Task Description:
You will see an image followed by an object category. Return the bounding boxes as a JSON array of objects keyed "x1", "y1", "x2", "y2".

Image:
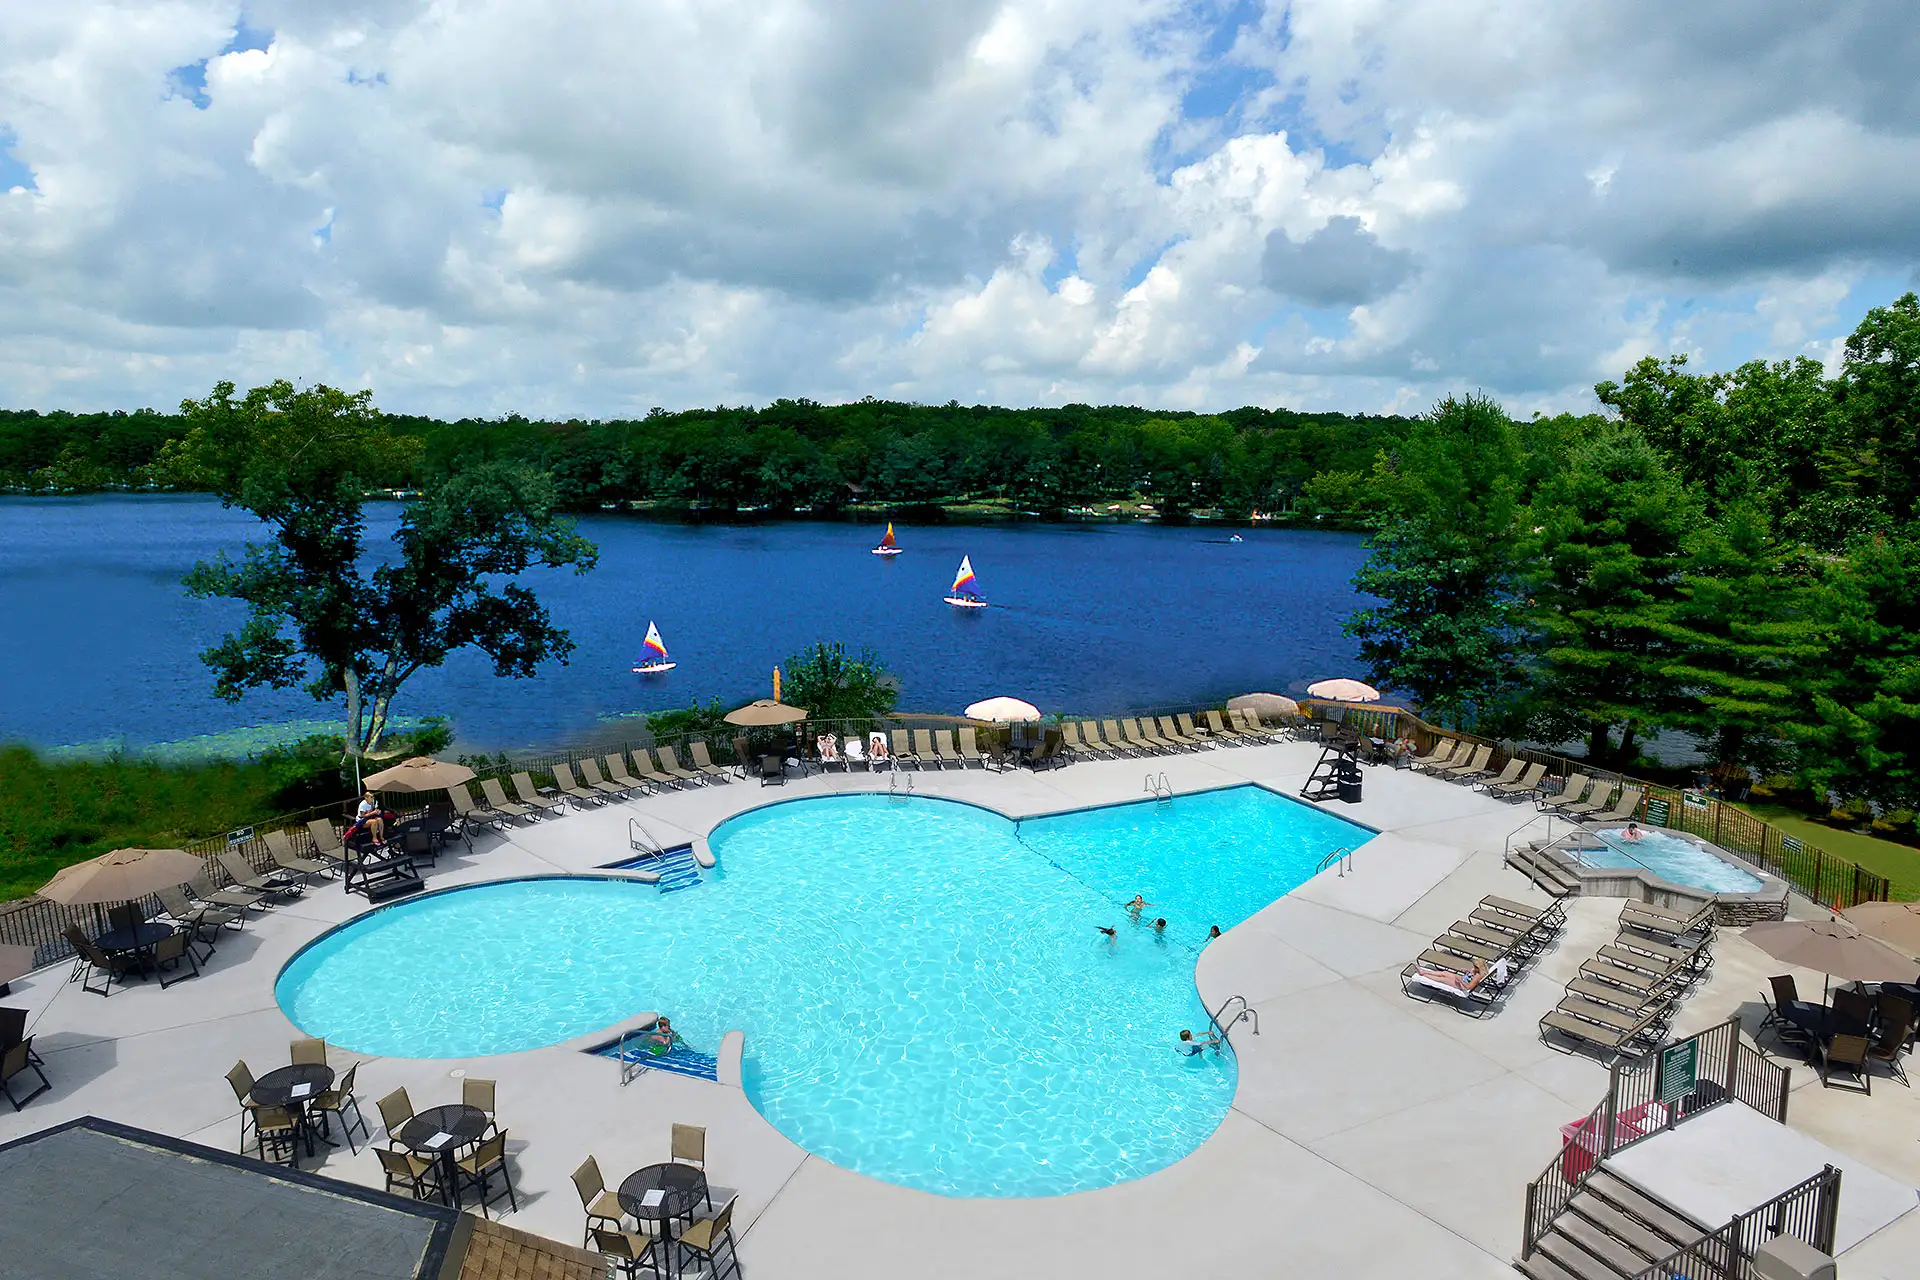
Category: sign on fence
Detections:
[
  {"x1": 1658, "y1": 1039, "x2": 1699, "y2": 1104},
  {"x1": 1782, "y1": 834, "x2": 1803, "y2": 855},
  {"x1": 226, "y1": 826, "x2": 253, "y2": 847},
  {"x1": 1644, "y1": 797, "x2": 1672, "y2": 827},
  {"x1": 1681, "y1": 791, "x2": 1710, "y2": 811}
]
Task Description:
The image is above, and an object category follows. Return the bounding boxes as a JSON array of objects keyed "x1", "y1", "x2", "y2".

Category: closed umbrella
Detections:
[
  {"x1": 38, "y1": 848, "x2": 208, "y2": 908},
  {"x1": 964, "y1": 696, "x2": 1041, "y2": 722},
  {"x1": 1842, "y1": 901, "x2": 1920, "y2": 959},
  {"x1": 1743, "y1": 918, "x2": 1919, "y2": 998},
  {"x1": 361, "y1": 756, "x2": 477, "y2": 793},
  {"x1": 1306, "y1": 678, "x2": 1381, "y2": 703},
  {"x1": 724, "y1": 699, "x2": 809, "y2": 727},
  {"x1": 1228, "y1": 692, "x2": 1300, "y2": 718}
]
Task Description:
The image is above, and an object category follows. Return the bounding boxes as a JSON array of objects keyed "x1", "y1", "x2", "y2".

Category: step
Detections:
[
  {"x1": 1533, "y1": 1233, "x2": 1632, "y2": 1280},
  {"x1": 1566, "y1": 1193, "x2": 1678, "y2": 1264},
  {"x1": 1514, "y1": 1249, "x2": 1592, "y2": 1280},
  {"x1": 1582, "y1": 1170, "x2": 1709, "y2": 1248},
  {"x1": 1546, "y1": 1209, "x2": 1652, "y2": 1277}
]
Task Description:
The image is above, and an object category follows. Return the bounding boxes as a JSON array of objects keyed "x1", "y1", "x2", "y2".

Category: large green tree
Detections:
[
  {"x1": 1798, "y1": 534, "x2": 1920, "y2": 808},
  {"x1": 162, "y1": 379, "x2": 598, "y2": 763},
  {"x1": 776, "y1": 642, "x2": 900, "y2": 722},
  {"x1": 1344, "y1": 394, "x2": 1533, "y2": 730},
  {"x1": 1837, "y1": 291, "x2": 1920, "y2": 526}
]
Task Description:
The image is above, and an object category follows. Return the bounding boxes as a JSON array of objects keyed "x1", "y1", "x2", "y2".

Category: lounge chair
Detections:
[
  {"x1": 689, "y1": 741, "x2": 734, "y2": 783},
  {"x1": 891, "y1": 729, "x2": 921, "y2": 768},
  {"x1": 1602, "y1": 935, "x2": 1711, "y2": 985},
  {"x1": 1619, "y1": 900, "x2": 1714, "y2": 946},
  {"x1": 843, "y1": 734, "x2": 868, "y2": 769},
  {"x1": 1, "y1": 1037, "x2": 50, "y2": 1110},
  {"x1": 303, "y1": 820, "x2": 352, "y2": 874},
  {"x1": 551, "y1": 762, "x2": 605, "y2": 807},
  {"x1": 1125, "y1": 718, "x2": 1172, "y2": 752},
  {"x1": 1433, "y1": 743, "x2": 1492, "y2": 778},
  {"x1": 1558, "y1": 781, "x2": 1618, "y2": 819},
  {"x1": 512, "y1": 772, "x2": 567, "y2": 816},
  {"x1": 576, "y1": 757, "x2": 632, "y2": 798},
  {"x1": 1585, "y1": 787, "x2": 1646, "y2": 825},
  {"x1": 263, "y1": 829, "x2": 335, "y2": 884},
  {"x1": 1177, "y1": 713, "x2": 1214, "y2": 746},
  {"x1": 1539, "y1": 998, "x2": 1668, "y2": 1064},
  {"x1": 1473, "y1": 758, "x2": 1526, "y2": 792},
  {"x1": 480, "y1": 777, "x2": 537, "y2": 821},
  {"x1": 656, "y1": 747, "x2": 706, "y2": 787},
  {"x1": 1408, "y1": 738, "x2": 1458, "y2": 770},
  {"x1": 1097, "y1": 720, "x2": 1138, "y2": 756},
  {"x1": 815, "y1": 733, "x2": 845, "y2": 771},
  {"x1": 957, "y1": 726, "x2": 992, "y2": 767},
  {"x1": 865, "y1": 732, "x2": 894, "y2": 771},
  {"x1": 449, "y1": 782, "x2": 506, "y2": 831},
  {"x1": 1158, "y1": 716, "x2": 1205, "y2": 750},
  {"x1": 630, "y1": 750, "x2": 679, "y2": 790},
  {"x1": 1486, "y1": 761, "x2": 1547, "y2": 799},
  {"x1": 1482, "y1": 894, "x2": 1567, "y2": 933},
  {"x1": 910, "y1": 729, "x2": 946, "y2": 769},
  {"x1": 1538, "y1": 773, "x2": 1592, "y2": 811},
  {"x1": 758, "y1": 754, "x2": 786, "y2": 786},
  {"x1": 931, "y1": 730, "x2": 964, "y2": 768},
  {"x1": 217, "y1": 851, "x2": 296, "y2": 900},
  {"x1": 1233, "y1": 708, "x2": 1283, "y2": 742},
  {"x1": 1075, "y1": 722, "x2": 1119, "y2": 758},
  {"x1": 1400, "y1": 955, "x2": 1511, "y2": 1015},
  {"x1": 156, "y1": 885, "x2": 241, "y2": 948},
  {"x1": 1057, "y1": 722, "x2": 1086, "y2": 760},
  {"x1": 1203, "y1": 709, "x2": 1249, "y2": 743},
  {"x1": 596, "y1": 755, "x2": 646, "y2": 795}
]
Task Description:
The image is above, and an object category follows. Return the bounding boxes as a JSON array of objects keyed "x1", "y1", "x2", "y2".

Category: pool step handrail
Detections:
[
  {"x1": 1143, "y1": 773, "x2": 1172, "y2": 802},
  {"x1": 888, "y1": 770, "x2": 915, "y2": 798},
  {"x1": 1502, "y1": 810, "x2": 1566, "y2": 861},
  {"x1": 628, "y1": 817, "x2": 665, "y2": 859},
  {"x1": 1207, "y1": 993, "x2": 1260, "y2": 1044},
  {"x1": 1314, "y1": 846, "x2": 1354, "y2": 877}
]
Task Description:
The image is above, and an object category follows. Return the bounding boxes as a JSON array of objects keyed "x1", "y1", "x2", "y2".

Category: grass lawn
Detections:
[{"x1": 1740, "y1": 802, "x2": 1920, "y2": 902}]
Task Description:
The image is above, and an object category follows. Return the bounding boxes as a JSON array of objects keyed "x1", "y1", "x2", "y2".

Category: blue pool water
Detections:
[
  {"x1": 276, "y1": 786, "x2": 1371, "y2": 1197},
  {"x1": 1583, "y1": 828, "x2": 1766, "y2": 893}
]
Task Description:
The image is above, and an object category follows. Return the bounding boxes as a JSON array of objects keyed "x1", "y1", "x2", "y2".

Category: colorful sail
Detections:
[
  {"x1": 951, "y1": 556, "x2": 977, "y2": 593},
  {"x1": 642, "y1": 621, "x2": 669, "y2": 659},
  {"x1": 879, "y1": 523, "x2": 898, "y2": 549}
]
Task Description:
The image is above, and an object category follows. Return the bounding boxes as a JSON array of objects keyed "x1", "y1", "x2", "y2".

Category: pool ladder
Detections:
[
  {"x1": 1208, "y1": 994, "x2": 1260, "y2": 1044},
  {"x1": 888, "y1": 770, "x2": 916, "y2": 799},
  {"x1": 1144, "y1": 773, "x2": 1172, "y2": 804},
  {"x1": 1314, "y1": 846, "x2": 1355, "y2": 877}
]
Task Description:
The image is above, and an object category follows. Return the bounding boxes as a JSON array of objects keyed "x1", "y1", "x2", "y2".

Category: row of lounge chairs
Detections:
[
  {"x1": 1538, "y1": 901, "x2": 1715, "y2": 1063},
  {"x1": 1410, "y1": 739, "x2": 1649, "y2": 824},
  {"x1": 1062, "y1": 709, "x2": 1291, "y2": 759},
  {"x1": 449, "y1": 747, "x2": 735, "y2": 828},
  {"x1": 1399, "y1": 895, "x2": 1567, "y2": 1016},
  {"x1": 1536, "y1": 773, "x2": 1646, "y2": 823}
]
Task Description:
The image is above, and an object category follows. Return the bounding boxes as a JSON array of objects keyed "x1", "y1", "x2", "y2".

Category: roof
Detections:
[{"x1": 0, "y1": 1117, "x2": 595, "y2": 1280}]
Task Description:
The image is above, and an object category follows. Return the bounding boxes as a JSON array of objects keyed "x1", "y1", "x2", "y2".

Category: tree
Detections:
[
  {"x1": 1837, "y1": 291, "x2": 1920, "y2": 525},
  {"x1": 1523, "y1": 427, "x2": 1699, "y2": 762},
  {"x1": 1344, "y1": 394, "x2": 1533, "y2": 730},
  {"x1": 1798, "y1": 533, "x2": 1920, "y2": 808},
  {"x1": 162, "y1": 379, "x2": 598, "y2": 764},
  {"x1": 776, "y1": 642, "x2": 899, "y2": 722}
]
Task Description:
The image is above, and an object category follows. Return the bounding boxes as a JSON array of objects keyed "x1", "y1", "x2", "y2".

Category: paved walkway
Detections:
[{"x1": 4, "y1": 742, "x2": 1916, "y2": 1277}]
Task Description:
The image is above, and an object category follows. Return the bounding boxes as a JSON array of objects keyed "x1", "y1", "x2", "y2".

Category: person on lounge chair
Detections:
[
  {"x1": 1414, "y1": 957, "x2": 1508, "y2": 993},
  {"x1": 1179, "y1": 1028, "x2": 1222, "y2": 1055},
  {"x1": 869, "y1": 732, "x2": 890, "y2": 764}
]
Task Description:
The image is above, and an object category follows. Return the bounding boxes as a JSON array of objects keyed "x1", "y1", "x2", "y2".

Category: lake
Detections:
[{"x1": 0, "y1": 495, "x2": 1375, "y2": 755}]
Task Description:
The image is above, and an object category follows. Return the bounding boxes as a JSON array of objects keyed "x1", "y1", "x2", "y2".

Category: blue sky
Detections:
[{"x1": 0, "y1": 1, "x2": 1915, "y2": 418}]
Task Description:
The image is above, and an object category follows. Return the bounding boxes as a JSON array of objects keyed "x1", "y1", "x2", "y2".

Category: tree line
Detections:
[{"x1": 1347, "y1": 293, "x2": 1920, "y2": 817}]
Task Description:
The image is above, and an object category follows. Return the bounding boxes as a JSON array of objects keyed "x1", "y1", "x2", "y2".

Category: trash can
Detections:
[
  {"x1": 1752, "y1": 1236, "x2": 1834, "y2": 1280},
  {"x1": 1336, "y1": 763, "x2": 1363, "y2": 804}
]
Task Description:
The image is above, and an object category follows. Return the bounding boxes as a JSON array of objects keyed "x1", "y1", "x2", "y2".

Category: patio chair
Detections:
[
  {"x1": 376, "y1": 1086, "x2": 415, "y2": 1140},
  {"x1": 1433, "y1": 743, "x2": 1492, "y2": 778},
  {"x1": 759, "y1": 754, "x2": 786, "y2": 786},
  {"x1": 730, "y1": 736, "x2": 756, "y2": 779},
  {"x1": 1585, "y1": 786, "x2": 1645, "y2": 825},
  {"x1": 449, "y1": 782, "x2": 506, "y2": 832},
  {"x1": 1026, "y1": 730, "x2": 1066, "y2": 770},
  {"x1": 463, "y1": 1077, "x2": 498, "y2": 1133},
  {"x1": 576, "y1": 757, "x2": 632, "y2": 799},
  {"x1": 689, "y1": 741, "x2": 733, "y2": 783},
  {"x1": 1877, "y1": 992, "x2": 1914, "y2": 1039},
  {"x1": 891, "y1": 729, "x2": 921, "y2": 768},
  {"x1": 674, "y1": 1197, "x2": 739, "y2": 1279},
  {"x1": 1409, "y1": 738, "x2": 1458, "y2": 770},
  {"x1": 572, "y1": 1156, "x2": 628, "y2": 1247},
  {"x1": 1540, "y1": 773, "x2": 1594, "y2": 812},
  {"x1": 1558, "y1": 781, "x2": 1619, "y2": 819},
  {"x1": 0, "y1": 1008, "x2": 38, "y2": 1062},
  {"x1": 291, "y1": 1036, "x2": 328, "y2": 1066},
  {"x1": 932, "y1": 729, "x2": 964, "y2": 768},
  {"x1": 911, "y1": 729, "x2": 945, "y2": 768},
  {"x1": 1820, "y1": 1034, "x2": 1872, "y2": 1093},
  {"x1": 312, "y1": 1062, "x2": 369, "y2": 1153},
  {"x1": 152, "y1": 930, "x2": 200, "y2": 988},
  {"x1": 2, "y1": 1037, "x2": 50, "y2": 1110},
  {"x1": 264, "y1": 829, "x2": 335, "y2": 884},
  {"x1": 551, "y1": 762, "x2": 605, "y2": 807},
  {"x1": 1866, "y1": 1016, "x2": 1911, "y2": 1087},
  {"x1": 307, "y1": 819, "x2": 350, "y2": 871},
  {"x1": 1203, "y1": 709, "x2": 1249, "y2": 743},
  {"x1": 657, "y1": 746, "x2": 706, "y2": 787},
  {"x1": 1158, "y1": 716, "x2": 1204, "y2": 750},
  {"x1": 63, "y1": 925, "x2": 129, "y2": 997},
  {"x1": 1474, "y1": 759, "x2": 1527, "y2": 792},
  {"x1": 671, "y1": 1122, "x2": 707, "y2": 1171},
  {"x1": 156, "y1": 885, "x2": 242, "y2": 949},
  {"x1": 226, "y1": 1061, "x2": 297, "y2": 1160},
  {"x1": 815, "y1": 733, "x2": 845, "y2": 771},
  {"x1": 1832, "y1": 986, "x2": 1874, "y2": 1029},
  {"x1": 378, "y1": 1145, "x2": 441, "y2": 1201},
  {"x1": 594, "y1": 1228, "x2": 659, "y2": 1278},
  {"x1": 1486, "y1": 761, "x2": 1547, "y2": 799},
  {"x1": 512, "y1": 772, "x2": 567, "y2": 816},
  {"x1": 630, "y1": 749, "x2": 679, "y2": 791},
  {"x1": 455, "y1": 1130, "x2": 516, "y2": 1218},
  {"x1": 217, "y1": 850, "x2": 288, "y2": 899}
]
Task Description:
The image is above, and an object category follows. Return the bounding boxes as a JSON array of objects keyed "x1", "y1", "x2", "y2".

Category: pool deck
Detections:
[{"x1": 5, "y1": 742, "x2": 1918, "y2": 1277}]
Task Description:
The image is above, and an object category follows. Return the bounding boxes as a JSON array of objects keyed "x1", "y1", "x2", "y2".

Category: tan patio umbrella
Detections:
[
  {"x1": 724, "y1": 699, "x2": 809, "y2": 727},
  {"x1": 1843, "y1": 901, "x2": 1920, "y2": 959},
  {"x1": 360, "y1": 755, "x2": 477, "y2": 793},
  {"x1": 38, "y1": 847, "x2": 208, "y2": 908},
  {"x1": 1743, "y1": 918, "x2": 1920, "y2": 997},
  {"x1": 1228, "y1": 692, "x2": 1300, "y2": 718},
  {"x1": 1306, "y1": 678, "x2": 1381, "y2": 703}
]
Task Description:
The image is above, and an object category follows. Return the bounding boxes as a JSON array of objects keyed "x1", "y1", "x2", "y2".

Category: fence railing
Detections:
[
  {"x1": 1338, "y1": 702, "x2": 1892, "y2": 908},
  {"x1": 1628, "y1": 1164, "x2": 1841, "y2": 1280},
  {"x1": 1521, "y1": 1017, "x2": 1791, "y2": 1258}
]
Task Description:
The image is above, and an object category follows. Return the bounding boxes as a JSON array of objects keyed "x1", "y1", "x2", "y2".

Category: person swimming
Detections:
[
  {"x1": 1125, "y1": 894, "x2": 1152, "y2": 918},
  {"x1": 1178, "y1": 1028, "x2": 1221, "y2": 1055},
  {"x1": 640, "y1": 1016, "x2": 681, "y2": 1055},
  {"x1": 1153, "y1": 918, "x2": 1167, "y2": 932},
  {"x1": 1207, "y1": 925, "x2": 1222, "y2": 940},
  {"x1": 1622, "y1": 821, "x2": 1644, "y2": 842},
  {"x1": 1095, "y1": 926, "x2": 1117, "y2": 940}
]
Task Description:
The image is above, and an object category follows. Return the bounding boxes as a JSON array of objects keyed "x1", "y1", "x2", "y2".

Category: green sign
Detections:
[
  {"x1": 1658, "y1": 1040, "x2": 1698, "y2": 1104},
  {"x1": 1682, "y1": 790, "x2": 1710, "y2": 810},
  {"x1": 1645, "y1": 797, "x2": 1671, "y2": 827}
]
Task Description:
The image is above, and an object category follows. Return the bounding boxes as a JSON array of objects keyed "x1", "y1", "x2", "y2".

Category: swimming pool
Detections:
[
  {"x1": 1582, "y1": 828, "x2": 1766, "y2": 894},
  {"x1": 276, "y1": 786, "x2": 1371, "y2": 1197}
]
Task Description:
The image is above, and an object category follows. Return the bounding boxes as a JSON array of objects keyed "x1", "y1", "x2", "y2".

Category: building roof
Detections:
[{"x1": 0, "y1": 1118, "x2": 600, "y2": 1280}]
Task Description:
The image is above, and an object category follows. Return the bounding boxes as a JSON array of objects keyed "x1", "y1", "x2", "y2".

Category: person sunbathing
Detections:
[{"x1": 1413, "y1": 957, "x2": 1508, "y2": 993}]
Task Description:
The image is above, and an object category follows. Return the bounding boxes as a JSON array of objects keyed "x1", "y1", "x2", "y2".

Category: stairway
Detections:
[
  {"x1": 650, "y1": 846, "x2": 703, "y2": 894},
  {"x1": 1518, "y1": 1169, "x2": 1710, "y2": 1280},
  {"x1": 599, "y1": 1039, "x2": 721, "y2": 1082},
  {"x1": 1506, "y1": 842, "x2": 1581, "y2": 898}
]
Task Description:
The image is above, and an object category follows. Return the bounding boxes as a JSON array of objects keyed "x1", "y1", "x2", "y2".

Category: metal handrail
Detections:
[
  {"x1": 627, "y1": 817, "x2": 664, "y2": 859},
  {"x1": 1207, "y1": 993, "x2": 1260, "y2": 1044},
  {"x1": 1143, "y1": 773, "x2": 1171, "y2": 801},
  {"x1": 1314, "y1": 846, "x2": 1354, "y2": 877}
]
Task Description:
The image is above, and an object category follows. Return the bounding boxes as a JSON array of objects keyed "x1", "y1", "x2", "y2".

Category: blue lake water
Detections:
[{"x1": 0, "y1": 494, "x2": 1374, "y2": 753}]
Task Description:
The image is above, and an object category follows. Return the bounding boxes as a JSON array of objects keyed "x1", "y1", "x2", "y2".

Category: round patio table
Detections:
[
  {"x1": 396, "y1": 1104, "x2": 489, "y2": 1206},
  {"x1": 93, "y1": 921, "x2": 174, "y2": 974},
  {"x1": 619, "y1": 1162, "x2": 709, "y2": 1276},
  {"x1": 251, "y1": 1063, "x2": 336, "y2": 1159}
]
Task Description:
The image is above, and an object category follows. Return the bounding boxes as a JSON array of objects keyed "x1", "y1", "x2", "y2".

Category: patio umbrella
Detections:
[
  {"x1": 1306, "y1": 678, "x2": 1381, "y2": 703},
  {"x1": 1228, "y1": 692, "x2": 1300, "y2": 718},
  {"x1": 1743, "y1": 918, "x2": 1920, "y2": 996},
  {"x1": 360, "y1": 756, "x2": 477, "y2": 793},
  {"x1": 964, "y1": 696, "x2": 1041, "y2": 722},
  {"x1": 38, "y1": 848, "x2": 208, "y2": 908},
  {"x1": 1843, "y1": 901, "x2": 1920, "y2": 959},
  {"x1": 724, "y1": 699, "x2": 809, "y2": 727}
]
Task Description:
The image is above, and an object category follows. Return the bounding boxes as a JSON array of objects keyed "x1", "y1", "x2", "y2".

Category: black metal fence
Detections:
[{"x1": 1628, "y1": 1164, "x2": 1841, "y2": 1279}]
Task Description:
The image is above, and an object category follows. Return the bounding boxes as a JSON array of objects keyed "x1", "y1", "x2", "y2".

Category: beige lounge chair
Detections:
[
  {"x1": 513, "y1": 772, "x2": 566, "y2": 816},
  {"x1": 1557, "y1": 781, "x2": 1618, "y2": 818},
  {"x1": 481, "y1": 776, "x2": 537, "y2": 820},
  {"x1": 1176, "y1": 713, "x2": 1214, "y2": 746},
  {"x1": 1474, "y1": 758, "x2": 1526, "y2": 792},
  {"x1": 689, "y1": 741, "x2": 733, "y2": 783},
  {"x1": 551, "y1": 762, "x2": 605, "y2": 806},
  {"x1": 1158, "y1": 716, "x2": 1204, "y2": 750},
  {"x1": 601, "y1": 755, "x2": 651, "y2": 795},
  {"x1": 931, "y1": 729, "x2": 963, "y2": 768},
  {"x1": 958, "y1": 726, "x2": 991, "y2": 766},
  {"x1": 1585, "y1": 786, "x2": 1645, "y2": 825},
  {"x1": 1125, "y1": 718, "x2": 1173, "y2": 752},
  {"x1": 306, "y1": 820, "x2": 349, "y2": 869},
  {"x1": 157, "y1": 884, "x2": 243, "y2": 943},
  {"x1": 1408, "y1": 738, "x2": 1457, "y2": 770},
  {"x1": 1098, "y1": 720, "x2": 1138, "y2": 756},
  {"x1": 912, "y1": 729, "x2": 945, "y2": 768},
  {"x1": 1230, "y1": 708, "x2": 1279, "y2": 741},
  {"x1": 1538, "y1": 773, "x2": 1592, "y2": 811},
  {"x1": 1434, "y1": 743, "x2": 1492, "y2": 777},
  {"x1": 450, "y1": 782, "x2": 506, "y2": 830},
  {"x1": 629, "y1": 749, "x2": 679, "y2": 790},
  {"x1": 263, "y1": 829, "x2": 335, "y2": 883},
  {"x1": 891, "y1": 729, "x2": 921, "y2": 768},
  {"x1": 1081, "y1": 721, "x2": 1124, "y2": 757},
  {"x1": 1203, "y1": 709, "x2": 1248, "y2": 743},
  {"x1": 1619, "y1": 901, "x2": 1715, "y2": 946},
  {"x1": 217, "y1": 851, "x2": 294, "y2": 899},
  {"x1": 1486, "y1": 761, "x2": 1546, "y2": 799},
  {"x1": 1540, "y1": 998, "x2": 1669, "y2": 1063},
  {"x1": 576, "y1": 757, "x2": 631, "y2": 798},
  {"x1": 656, "y1": 746, "x2": 706, "y2": 786},
  {"x1": 1059, "y1": 722, "x2": 1095, "y2": 759}
]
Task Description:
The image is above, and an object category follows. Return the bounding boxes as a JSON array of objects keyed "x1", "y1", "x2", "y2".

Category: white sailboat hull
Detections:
[
  {"x1": 871, "y1": 547, "x2": 903, "y2": 556},
  {"x1": 944, "y1": 595, "x2": 988, "y2": 609},
  {"x1": 632, "y1": 661, "x2": 678, "y2": 674}
]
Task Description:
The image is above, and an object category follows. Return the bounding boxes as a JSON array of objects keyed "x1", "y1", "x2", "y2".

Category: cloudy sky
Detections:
[{"x1": 2, "y1": 2, "x2": 1916, "y2": 418}]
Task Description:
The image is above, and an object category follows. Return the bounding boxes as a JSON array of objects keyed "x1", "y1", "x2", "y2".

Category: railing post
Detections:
[
  {"x1": 1602, "y1": 1062, "x2": 1620, "y2": 1156},
  {"x1": 1817, "y1": 1166, "x2": 1842, "y2": 1256},
  {"x1": 1522, "y1": 1180, "x2": 1538, "y2": 1259},
  {"x1": 1725, "y1": 1018, "x2": 1741, "y2": 1105}
]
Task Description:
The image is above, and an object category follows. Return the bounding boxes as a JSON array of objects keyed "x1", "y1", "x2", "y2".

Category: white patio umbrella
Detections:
[
  {"x1": 964, "y1": 696, "x2": 1041, "y2": 722},
  {"x1": 1228, "y1": 692, "x2": 1300, "y2": 718},
  {"x1": 1306, "y1": 678, "x2": 1382, "y2": 703},
  {"x1": 360, "y1": 756, "x2": 477, "y2": 793}
]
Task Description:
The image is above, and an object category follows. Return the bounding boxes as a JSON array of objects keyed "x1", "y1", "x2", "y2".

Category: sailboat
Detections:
[
  {"x1": 631, "y1": 621, "x2": 677, "y2": 675},
  {"x1": 944, "y1": 555, "x2": 987, "y2": 608},
  {"x1": 871, "y1": 522, "x2": 903, "y2": 557}
]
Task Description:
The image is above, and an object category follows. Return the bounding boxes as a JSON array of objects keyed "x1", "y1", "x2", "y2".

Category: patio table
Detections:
[
  {"x1": 619, "y1": 1162, "x2": 709, "y2": 1278},
  {"x1": 396, "y1": 1103, "x2": 489, "y2": 1206},
  {"x1": 251, "y1": 1062, "x2": 336, "y2": 1159},
  {"x1": 1783, "y1": 1004, "x2": 1869, "y2": 1058},
  {"x1": 93, "y1": 921, "x2": 173, "y2": 975}
]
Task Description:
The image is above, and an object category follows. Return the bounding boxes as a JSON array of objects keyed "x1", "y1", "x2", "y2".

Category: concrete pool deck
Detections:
[{"x1": 4, "y1": 741, "x2": 1917, "y2": 1278}]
